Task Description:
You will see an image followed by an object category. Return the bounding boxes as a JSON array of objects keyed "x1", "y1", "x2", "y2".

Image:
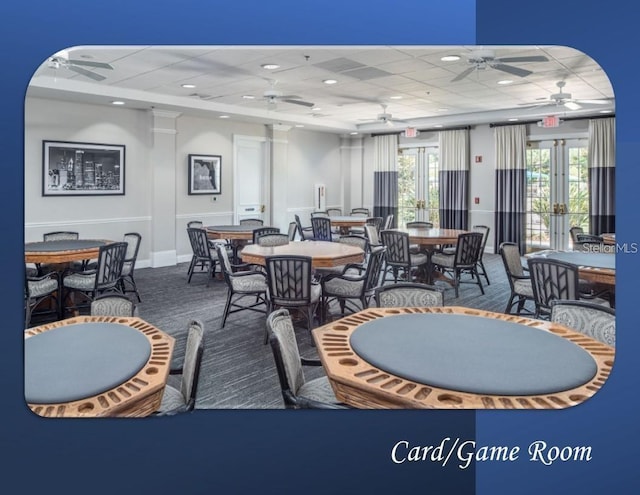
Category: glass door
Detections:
[
  {"x1": 525, "y1": 138, "x2": 588, "y2": 252},
  {"x1": 397, "y1": 147, "x2": 439, "y2": 228}
]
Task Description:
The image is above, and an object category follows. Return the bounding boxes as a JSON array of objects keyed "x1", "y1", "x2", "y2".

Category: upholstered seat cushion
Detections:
[
  {"x1": 431, "y1": 252, "x2": 454, "y2": 268},
  {"x1": 159, "y1": 384, "x2": 188, "y2": 414},
  {"x1": 230, "y1": 272, "x2": 268, "y2": 292},
  {"x1": 310, "y1": 283, "x2": 321, "y2": 303},
  {"x1": 323, "y1": 275, "x2": 364, "y2": 297},
  {"x1": 28, "y1": 277, "x2": 58, "y2": 297},
  {"x1": 410, "y1": 252, "x2": 429, "y2": 266},
  {"x1": 513, "y1": 278, "x2": 534, "y2": 297},
  {"x1": 552, "y1": 306, "x2": 615, "y2": 347},
  {"x1": 297, "y1": 376, "x2": 339, "y2": 404},
  {"x1": 63, "y1": 272, "x2": 96, "y2": 290},
  {"x1": 377, "y1": 288, "x2": 443, "y2": 307}
]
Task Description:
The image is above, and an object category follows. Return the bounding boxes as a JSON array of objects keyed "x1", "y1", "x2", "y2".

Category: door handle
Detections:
[{"x1": 260, "y1": 205, "x2": 265, "y2": 213}]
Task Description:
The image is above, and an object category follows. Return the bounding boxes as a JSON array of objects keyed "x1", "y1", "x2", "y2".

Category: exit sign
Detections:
[
  {"x1": 404, "y1": 127, "x2": 419, "y2": 138},
  {"x1": 542, "y1": 115, "x2": 560, "y2": 128}
]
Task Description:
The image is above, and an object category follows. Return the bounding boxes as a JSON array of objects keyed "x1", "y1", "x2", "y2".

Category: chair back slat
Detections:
[
  {"x1": 527, "y1": 257, "x2": 580, "y2": 315},
  {"x1": 311, "y1": 217, "x2": 333, "y2": 242},
  {"x1": 95, "y1": 242, "x2": 128, "y2": 292},
  {"x1": 265, "y1": 256, "x2": 314, "y2": 307}
]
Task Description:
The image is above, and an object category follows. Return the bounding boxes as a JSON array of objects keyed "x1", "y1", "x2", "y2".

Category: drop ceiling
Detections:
[{"x1": 27, "y1": 45, "x2": 615, "y2": 134}]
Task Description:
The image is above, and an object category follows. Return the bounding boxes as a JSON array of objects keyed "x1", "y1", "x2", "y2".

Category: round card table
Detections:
[
  {"x1": 241, "y1": 240, "x2": 364, "y2": 269},
  {"x1": 206, "y1": 224, "x2": 272, "y2": 262},
  {"x1": 312, "y1": 307, "x2": 614, "y2": 409},
  {"x1": 531, "y1": 250, "x2": 615, "y2": 286},
  {"x1": 601, "y1": 233, "x2": 615, "y2": 246},
  {"x1": 24, "y1": 316, "x2": 174, "y2": 418},
  {"x1": 328, "y1": 216, "x2": 368, "y2": 235},
  {"x1": 25, "y1": 239, "x2": 111, "y2": 264}
]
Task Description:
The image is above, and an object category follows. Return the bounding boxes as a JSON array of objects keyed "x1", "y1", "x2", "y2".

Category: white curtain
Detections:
[
  {"x1": 588, "y1": 118, "x2": 615, "y2": 234},
  {"x1": 494, "y1": 125, "x2": 527, "y2": 253},
  {"x1": 438, "y1": 129, "x2": 469, "y2": 229},
  {"x1": 373, "y1": 134, "x2": 399, "y2": 224}
]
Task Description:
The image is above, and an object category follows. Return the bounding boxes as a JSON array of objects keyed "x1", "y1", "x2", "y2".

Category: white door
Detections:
[{"x1": 233, "y1": 135, "x2": 269, "y2": 224}]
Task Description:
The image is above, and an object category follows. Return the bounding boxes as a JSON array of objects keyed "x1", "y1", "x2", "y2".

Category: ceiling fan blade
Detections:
[
  {"x1": 492, "y1": 63, "x2": 532, "y2": 78},
  {"x1": 282, "y1": 98, "x2": 315, "y2": 108},
  {"x1": 496, "y1": 55, "x2": 549, "y2": 63},
  {"x1": 67, "y1": 64, "x2": 106, "y2": 81},
  {"x1": 575, "y1": 98, "x2": 610, "y2": 105},
  {"x1": 564, "y1": 101, "x2": 582, "y2": 110},
  {"x1": 451, "y1": 66, "x2": 476, "y2": 82},
  {"x1": 68, "y1": 59, "x2": 113, "y2": 70}
]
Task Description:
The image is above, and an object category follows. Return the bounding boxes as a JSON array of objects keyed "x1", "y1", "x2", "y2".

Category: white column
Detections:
[
  {"x1": 149, "y1": 109, "x2": 181, "y2": 267},
  {"x1": 269, "y1": 124, "x2": 290, "y2": 231}
]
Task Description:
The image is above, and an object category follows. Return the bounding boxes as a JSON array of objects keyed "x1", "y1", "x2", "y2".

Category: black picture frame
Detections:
[
  {"x1": 42, "y1": 140, "x2": 125, "y2": 196},
  {"x1": 188, "y1": 154, "x2": 221, "y2": 195}
]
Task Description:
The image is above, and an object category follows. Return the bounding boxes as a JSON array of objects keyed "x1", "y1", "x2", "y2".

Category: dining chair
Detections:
[
  {"x1": 215, "y1": 243, "x2": 268, "y2": 329},
  {"x1": 526, "y1": 257, "x2": 580, "y2": 319},
  {"x1": 287, "y1": 222, "x2": 298, "y2": 241},
  {"x1": 374, "y1": 282, "x2": 444, "y2": 308},
  {"x1": 252, "y1": 226, "x2": 280, "y2": 244},
  {"x1": 90, "y1": 293, "x2": 137, "y2": 317},
  {"x1": 266, "y1": 309, "x2": 345, "y2": 409},
  {"x1": 294, "y1": 214, "x2": 313, "y2": 240},
  {"x1": 61, "y1": 241, "x2": 128, "y2": 316},
  {"x1": 472, "y1": 225, "x2": 491, "y2": 285},
  {"x1": 321, "y1": 246, "x2": 386, "y2": 322},
  {"x1": 382, "y1": 214, "x2": 394, "y2": 230},
  {"x1": 406, "y1": 221, "x2": 433, "y2": 229},
  {"x1": 264, "y1": 255, "x2": 321, "y2": 343},
  {"x1": 350, "y1": 207, "x2": 370, "y2": 216},
  {"x1": 43, "y1": 231, "x2": 79, "y2": 241},
  {"x1": 155, "y1": 319, "x2": 204, "y2": 415},
  {"x1": 310, "y1": 211, "x2": 329, "y2": 218},
  {"x1": 41, "y1": 231, "x2": 84, "y2": 273},
  {"x1": 550, "y1": 299, "x2": 616, "y2": 347},
  {"x1": 326, "y1": 208, "x2": 342, "y2": 216},
  {"x1": 379, "y1": 230, "x2": 428, "y2": 284},
  {"x1": 189, "y1": 220, "x2": 230, "y2": 250},
  {"x1": 186, "y1": 227, "x2": 218, "y2": 286},
  {"x1": 431, "y1": 232, "x2": 485, "y2": 298},
  {"x1": 365, "y1": 216, "x2": 384, "y2": 233},
  {"x1": 499, "y1": 242, "x2": 534, "y2": 315},
  {"x1": 364, "y1": 225, "x2": 382, "y2": 248},
  {"x1": 310, "y1": 216, "x2": 334, "y2": 242},
  {"x1": 119, "y1": 232, "x2": 142, "y2": 302},
  {"x1": 239, "y1": 218, "x2": 264, "y2": 226},
  {"x1": 25, "y1": 268, "x2": 60, "y2": 327},
  {"x1": 257, "y1": 233, "x2": 290, "y2": 247}
]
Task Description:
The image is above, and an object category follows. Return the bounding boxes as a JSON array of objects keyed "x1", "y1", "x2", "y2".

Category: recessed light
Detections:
[
  {"x1": 350, "y1": 132, "x2": 359, "y2": 135},
  {"x1": 437, "y1": 108, "x2": 449, "y2": 112},
  {"x1": 433, "y1": 124, "x2": 443, "y2": 128},
  {"x1": 311, "y1": 107, "x2": 322, "y2": 111},
  {"x1": 508, "y1": 118, "x2": 519, "y2": 121},
  {"x1": 497, "y1": 79, "x2": 513, "y2": 85},
  {"x1": 323, "y1": 79, "x2": 338, "y2": 85},
  {"x1": 242, "y1": 95, "x2": 255, "y2": 99},
  {"x1": 111, "y1": 100, "x2": 125, "y2": 105},
  {"x1": 441, "y1": 55, "x2": 460, "y2": 62},
  {"x1": 261, "y1": 63, "x2": 280, "y2": 70},
  {"x1": 599, "y1": 110, "x2": 613, "y2": 114},
  {"x1": 389, "y1": 95, "x2": 403, "y2": 100},
  {"x1": 181, "y1": 83, "x2": 196, "y2": 89},
  {"x1": 295, "y1": 124, "x2": 304, "y2": 128},
  {"x1": 219, "y1": 115, "x2": 230, "y2": 119}
]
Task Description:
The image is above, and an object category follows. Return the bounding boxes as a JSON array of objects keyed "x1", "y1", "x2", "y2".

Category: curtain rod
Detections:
[
  {"x1": 370, "y1": 124, "x2": 472, "y2": 137},
  {"x1": 489, "y1": 114, "x2": 615, "y2": 128}
]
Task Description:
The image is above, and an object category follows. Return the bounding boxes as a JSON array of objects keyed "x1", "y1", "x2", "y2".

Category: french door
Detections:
[
  {"x1": 397, "y1": 147, "x2": 439, "y2": 228},
  {"x1": 525, "y1": 138, "x2": 589, "y2": 252}
]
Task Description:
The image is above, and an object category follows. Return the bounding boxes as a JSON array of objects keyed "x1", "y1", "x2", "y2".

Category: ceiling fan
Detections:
[
  {"x1": 261, "y1": 79, "x2": 315, "y2": 108},
  {"x1": 358, "y1": 103, "x2": 408, "y2": 127},
  {"x1": 47, "y1": 50, "x2": 113, "y2": 81},
  {"x1": 451, "y1": 48, "x2": 548, "y2": 82},
  {"x1": 521, "y1": 81, "x2": 612, "y2": 110}
]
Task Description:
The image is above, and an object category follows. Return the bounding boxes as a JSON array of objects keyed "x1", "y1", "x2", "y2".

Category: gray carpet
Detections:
[{"x1": 129, "y1": 252, "x2": 523, "y2": 409}]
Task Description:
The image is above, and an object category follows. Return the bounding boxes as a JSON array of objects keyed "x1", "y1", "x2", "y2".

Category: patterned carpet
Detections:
[{"x1": 131, "y1": 252, "x2": 521, "y2": 409}]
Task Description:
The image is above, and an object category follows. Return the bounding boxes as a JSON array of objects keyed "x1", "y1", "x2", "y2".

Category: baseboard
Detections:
[{"x1": 151, "y1": 250, "x2": 177, "y2": 268}]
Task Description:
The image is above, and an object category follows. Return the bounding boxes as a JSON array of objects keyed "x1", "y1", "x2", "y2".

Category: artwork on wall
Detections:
[
  {"x1": 188, "y1": 154, "x2": 221, "y2": 195},
  {"x1": 42, "y1": 140, "x2": 125, "y2": 196}
]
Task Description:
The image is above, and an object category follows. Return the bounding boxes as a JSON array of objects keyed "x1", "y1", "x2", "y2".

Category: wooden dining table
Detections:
[
  {"x1": 328, "y1": 216, "x2": 368, "y2": 235},
  {"x1": 25, "y1": 239, "x2": 112, "y2": 265},
  {"x1": 206, "y1": 224, "x2": 272, "y2": 262},
  {"x1": 528, "y1": 250, "x2": 615, "y2": 286},
  {"x1": 25, "y1": 316, "x2": 174, "y2": 418},
  {"x1": 313, "y1": 306, "x2": 613, "y2": 409},
  {"x1": 240, "y1": 240, "x2": 364, "y2": 269}
]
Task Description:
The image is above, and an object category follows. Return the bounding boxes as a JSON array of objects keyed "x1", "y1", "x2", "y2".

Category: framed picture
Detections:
[
  {"x1": 42, "y1": 140, "x2": 125, "y2": 196},
  {"x1": 188, "y1": 154, "x2": 221, "y2": 195}
]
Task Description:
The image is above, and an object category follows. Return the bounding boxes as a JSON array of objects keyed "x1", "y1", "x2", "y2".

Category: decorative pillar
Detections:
[{"x1": 149, "y1": 109, "x2": 181, "y2": 267}]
